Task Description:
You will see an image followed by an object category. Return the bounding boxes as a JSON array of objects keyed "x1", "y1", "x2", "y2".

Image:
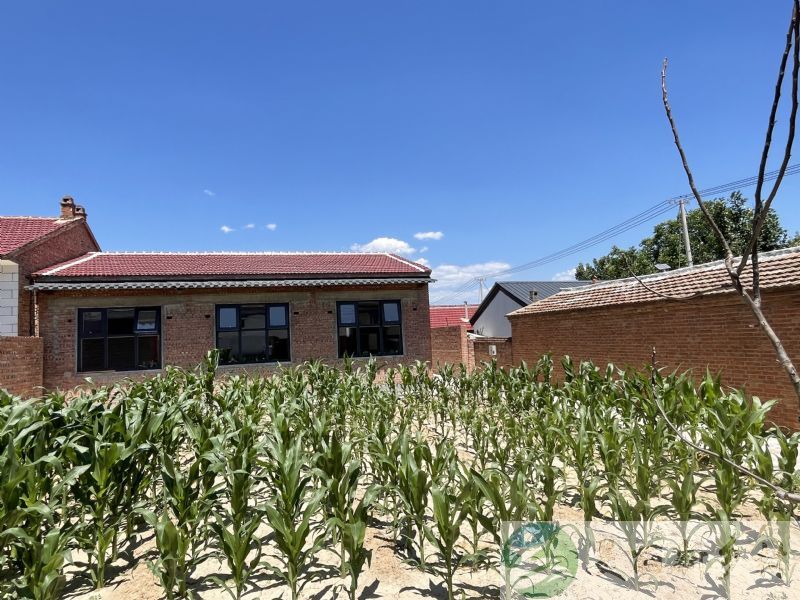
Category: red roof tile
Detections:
[
  {"x1": 34, "y1": 252, "x2": 430, "y2": 279},
  {"x1": 0, "y1": 217, "x2": 70, "y2": 256},
  {"x1": 510, "y1": 247, "x2": 800, "y2": 316},
  {"x1": 430, "y1": 305, "x2": 478, "y2": 328}
]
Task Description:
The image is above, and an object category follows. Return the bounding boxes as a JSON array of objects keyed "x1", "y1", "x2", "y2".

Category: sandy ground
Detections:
[{"x1": 63, "y1": 500, "x2": 800, "y2": 600}]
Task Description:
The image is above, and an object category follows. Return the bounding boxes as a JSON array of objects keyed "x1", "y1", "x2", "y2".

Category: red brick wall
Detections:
[
  {"x1": 509, "y1": 288, "x2": 800, "y2": 428},
  {"x1": 473, "y1": 337, "x2": 513, "y2": 369},
  {"x1": 37, "y1": 283, "x2": 431, "y2": 389},
  {"x1": 13, "y1": 221, "x2": 98, "y2": 335},
  {"x1": 0, "y1": 336, "x2": 43, "y2": 397},
  {"x1": 431, "y1": 325, "x2": 471, "y2": 370}
]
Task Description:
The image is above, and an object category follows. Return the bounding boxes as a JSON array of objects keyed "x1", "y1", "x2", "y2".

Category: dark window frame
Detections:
[
  {"x1": 214, "y1": 303, "x2": 291, "y2": 365},
  {"x1": 77, "y1": 307, "x2": 162, "y2": 373},
  {"x1": 336, "y1": 300, "x2": 403, "y2": 358}
]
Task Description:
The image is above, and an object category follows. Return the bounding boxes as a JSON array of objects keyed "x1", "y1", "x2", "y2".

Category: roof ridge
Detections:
[
  {"x1": 0, "y1": 215, "x2": 61, "y2": 220},
  {"x1": 73, "y1": 250, "x2": 420, "y2": 256},
  {"x1": 384, "y1": 252, "x2": 429, "y2": 272},
  {"x1": 38, "y1": 252, "x2": 100, "y2": 276}
]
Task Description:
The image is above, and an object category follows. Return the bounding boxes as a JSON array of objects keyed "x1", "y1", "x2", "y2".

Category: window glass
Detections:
[
  {"x1": 136, "y1": 309, "x2": 158, "y2": 332},
  {"x1": 218, "y1": 307, "x2": 238, "y2": 329},
  {"x1": 338, "y1": 303, "x2": 356, "y2": 325},
  {"x1": 137, "y1": 336, "x2": 160, "y2": 369},
  {"x1": 383, "y1": 302, "x2": 400, "y2": 323},
  {"x1": 359, "y1": 327, "x2": 381, "y2": 356},
  {"x1": 108, "y1": 309, "x2": 135, "y2": 335},
  {"x1": 269, "y1": 329, "x2": 290, "y2": 361},
  {"x1": 81, "y1": 338, "x2": 105, "y2": 371},
  {"x1": 108, "y1": 337, "x2": 136, "y2": 371},
  {"x1": 269, "y1": 305, "x2": 287, "y2": 327},
  {"x1": 383, "y1": 325, "x2": 403, "y2": 355},
  {"x1": 82, "y1": 311, "x2": 103, "y2": 337},
  {"x1": 217, "y1": 331, "x2": 239, "y2": 363},
  {"x1": 338, "y1": 327, "x2": 357, "y2": 357},
  {"x1": 241, "y1": 330, "x2": 267, "y2": 362},
  {"x1": 358, "y1": 302, "x2": 380, "y2": 326},
  {"x1": 240, "y1": 305, "x2": 266, "y2": 329},
  {"x1": 215, "y1": 303, "x2": 290, "y2": 364},
  {"x1": 78, "y1": 307, "x2": 161, "y2": 372}
]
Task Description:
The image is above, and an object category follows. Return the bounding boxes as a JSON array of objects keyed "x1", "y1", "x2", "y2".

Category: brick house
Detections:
[
  {"x1": 508, "y1": 247, "x2": 800, "y2": 428},
  {"x1": 1, "y1": 199, "x2": 432, "y2": 394},
  {"x1": 1, "y1": 197, "x2": 99, "y2": 336}
]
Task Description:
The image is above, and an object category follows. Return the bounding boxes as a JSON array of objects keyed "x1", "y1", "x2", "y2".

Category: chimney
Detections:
[
  {"x1": 74, "y1": 205, "x2": 87, "y2": 219},
  {"x1": 529, "y1": 290, "x2": 539, "y2": 302},
  {"x1": 60, "y1": 196, "x2": 76, "y2": 219}
]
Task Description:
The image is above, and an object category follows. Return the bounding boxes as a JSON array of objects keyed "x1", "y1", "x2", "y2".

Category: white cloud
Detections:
[
  {"x1": 204, "y1": 189, "x2": 216, "y2": 197},
  {"x1": 416, "y1": 257, "x2": 430, "y2": 266},
  {"x1": 266, "y1": 223, "x2": 277, "y2": 231},
  {"x1": 419, "y1": 246, "x2": 429, "y2": 254},
  {"x1": 350, "y1": 237, "x2": 416, "y2": 256},
  {"x1": 220, "y1": 225, "x2": 234, "y2": 234},
  {"x1": 430, "y1": 261, "x2": 511, "y2": 304},
  {"x1": 552, "y1": 268, "x2": 577, "y2": 282},
  {"x1": 414, "y1": 231, "x2": 444, "y2": 241},
  {"x1": 244, "y1": 223, "x2": 255, "y2": 230}
]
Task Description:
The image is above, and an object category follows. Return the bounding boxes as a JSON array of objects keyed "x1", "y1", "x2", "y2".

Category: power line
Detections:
[{"x1": 431, "y1": 164, "x2": 800, "y2": 304}]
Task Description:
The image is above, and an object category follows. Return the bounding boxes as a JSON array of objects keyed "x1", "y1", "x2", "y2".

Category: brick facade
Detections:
[
  {"x1": 473, "y1": 337, "x2": 513, "y2": 369},
  {"x1": 12, "y1": 221, "x2": 98, "y2": 335},
  {"x1": 0, "y1": 336, "x2": 43, "y2": 396},
  {"x1": 37, "y1": 283, "x2": 431, "y2": 389},
  {"x1": 509, "y1": 288, "x2": 800, "y2": 428},
  {"x1": 430, "y1": 325, "x2": 472, "y2": 371}
]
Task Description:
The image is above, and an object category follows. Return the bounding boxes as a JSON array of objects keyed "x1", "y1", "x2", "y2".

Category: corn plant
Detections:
[
  {"x1": 209, "y1": 414, "x2": 263, "y2": 600},
  {"x1": 394, "y1": 434, "x2": 432, "y2": 567},
  {"x1": 262, "y1": 432, "x2": 323, "y2": 600},
  {"x1": 425, "y1": 485, "x2": 470, "y2": 600},
  {"x1": 312, "y1": 428, "x2": 361, "y2": 575},
  {"x1": 328, "y1": 484, "x2": 381, "y2": 600}
]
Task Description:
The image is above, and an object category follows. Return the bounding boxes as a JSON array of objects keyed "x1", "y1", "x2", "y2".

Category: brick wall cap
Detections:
[{"x1": 509, "y1": 246, "x2": 800, "y2": 317}]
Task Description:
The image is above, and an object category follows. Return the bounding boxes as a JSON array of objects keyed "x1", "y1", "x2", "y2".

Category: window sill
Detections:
[
  {"x1": 76, "y1": 368, "x2": 164, "y2": 376},
  {"x1": 339, "y1": 354, "x2": 406, "y2": 361},
  {"x1": 217, "y1": 361, "x2": 293, "y2": 368}
]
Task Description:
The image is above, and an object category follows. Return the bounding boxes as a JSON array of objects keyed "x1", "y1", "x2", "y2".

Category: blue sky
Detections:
[{"x1": 2, "y1": 1, "x2": 799, "y2": 303}]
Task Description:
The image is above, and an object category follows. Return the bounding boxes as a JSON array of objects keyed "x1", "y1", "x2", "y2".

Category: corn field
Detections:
[{"x1": 1, "y1": 352, "x2": 799, "y2": 599}]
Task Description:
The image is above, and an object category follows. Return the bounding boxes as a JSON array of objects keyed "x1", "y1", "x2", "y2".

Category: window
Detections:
[
  {"x1": 215, "y1": 304, "x2": 290, "y2": 364},
  {"x1": 337, "y1": 300, "x2": 402, "y2": 358},
  {"x1": 77, "y1": 307, "x2": 161, "y2": 372}
]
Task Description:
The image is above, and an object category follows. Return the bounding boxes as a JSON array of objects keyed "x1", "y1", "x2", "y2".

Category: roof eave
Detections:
[{"x1": 28, "y1": 276, "x2": 433, "y2": 292}]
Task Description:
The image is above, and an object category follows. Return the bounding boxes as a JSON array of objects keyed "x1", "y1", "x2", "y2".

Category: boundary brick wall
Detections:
[
  {"x1": 37, "y1": 284, "x2": 431, "y2": 390},
  {"x1": 509, "y1": 288, "x2": 800, "y2": 429},
  {"x1": 430, "y1": 325, "x2": 472, "y2": 371},
  {"x1": 0, "y1": 336, "x2": 43, "y2": 397},
  {"x1": 473, "y1": 337, "x2": 513, "y2": 369}
]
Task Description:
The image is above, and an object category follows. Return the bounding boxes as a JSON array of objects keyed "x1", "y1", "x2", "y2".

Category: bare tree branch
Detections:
[
  {"x1": 740, "y1": 0, "x2": 800, "y2": 283},
  {"x1": 661, "y1": 59, "x2": 737, "y2": 272},
  {"x1": 662, "y1": 12, "x2": 800, "y2": 414}
]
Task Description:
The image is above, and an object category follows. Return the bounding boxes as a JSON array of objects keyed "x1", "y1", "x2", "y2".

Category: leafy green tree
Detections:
[{"x1": 575, "y1": 192, "x2": 793, "y2": 280}]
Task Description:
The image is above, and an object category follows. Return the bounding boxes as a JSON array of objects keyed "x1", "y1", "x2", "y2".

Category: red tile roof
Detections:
[
  {"x1": 0, "y1": 217, "x2": 71, "y2": 256},
  {"x1": 430, "y1": 304, "x2": 478, "y2": 328},
  {"x1": 510, "y1": 247, "x2": 800, "y2": 316},
  {"x1": 34, "y1": 252, "x2": 430, "y2": 280}
]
